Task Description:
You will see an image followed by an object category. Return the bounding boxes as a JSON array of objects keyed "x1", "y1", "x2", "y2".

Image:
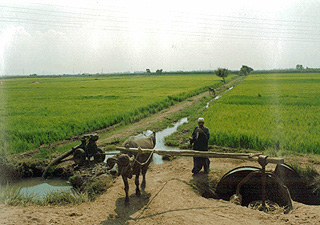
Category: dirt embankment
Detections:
[{"x1": 1, "y1": 157, "x2": 320, "y2": 225}]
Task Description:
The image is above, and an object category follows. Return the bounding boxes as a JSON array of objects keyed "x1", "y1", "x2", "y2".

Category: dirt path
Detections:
[
  {"x1": 12, "y1": 77, "x2": 241, "y2": 161},
  {"x1": 1, "y1": 157, "x2": 319, "y2": 225},
  {"x1": 97, "y1": 77, "x2": 242, "y2": 146}
]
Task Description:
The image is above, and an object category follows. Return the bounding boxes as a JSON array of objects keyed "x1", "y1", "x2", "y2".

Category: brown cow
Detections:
[{"x1": 107, "y1": 130, "x2": 156, "y2": 204}]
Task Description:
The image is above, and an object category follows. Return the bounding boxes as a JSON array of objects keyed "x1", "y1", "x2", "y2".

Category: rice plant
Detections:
[
  {"x1": 1, "y1": 74, "x2": 236, "y2": 154},
  {"x1": 203, "y1": 73, "x2": 320, "y2": 154}
]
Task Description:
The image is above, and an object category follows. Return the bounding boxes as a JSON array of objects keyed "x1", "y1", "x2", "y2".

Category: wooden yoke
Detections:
[{"x1": 115, "y1": 147, "x2": 284, "y2": 165}]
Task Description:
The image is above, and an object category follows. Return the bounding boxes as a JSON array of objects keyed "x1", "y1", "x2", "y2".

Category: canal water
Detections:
[
  {"x1": 104, "y1": 117, "x2": 189, "y2": 164},
  {"x1": 206, "y1": 86, "x2": 233, "y2": 108},
  {"x1": 3, "y1": 177, "x2": 73, "y2": 199},
  {"x1": 152, "y1": 117, "x2": 188, "y2": 164}
]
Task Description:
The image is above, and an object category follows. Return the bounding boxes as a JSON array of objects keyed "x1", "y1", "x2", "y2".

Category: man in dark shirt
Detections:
[{"x1": 189, "y1": 118, "x2": 210, "y2": 174}]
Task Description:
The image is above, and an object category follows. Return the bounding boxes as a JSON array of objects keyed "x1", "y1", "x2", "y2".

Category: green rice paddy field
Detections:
[
  {"x1": 204, "y1": 73, "x2": 320, "y2": 154},
  {"x1": 0, "y1": 74, "x2": 233, "y2": 154}
]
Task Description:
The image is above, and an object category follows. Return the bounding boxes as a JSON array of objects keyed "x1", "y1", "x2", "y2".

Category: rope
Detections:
[
  {"x1": 125, "y1": 145, "x2": 155, "y2": 167},
  {"x1": 132, "y1": 150, "x2": 155, "y2": 167},
  {"x1": 133, "y1": 178, "x2": 189, "y2": 220}
]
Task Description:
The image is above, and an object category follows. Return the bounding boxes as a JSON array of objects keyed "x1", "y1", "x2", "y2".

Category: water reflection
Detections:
[
  {"x1": 104, "y1": 117, "x2": 188, "y2": 165},
  {"x1": 4, "y1": 177, "x2": 73, "y2": 199}
]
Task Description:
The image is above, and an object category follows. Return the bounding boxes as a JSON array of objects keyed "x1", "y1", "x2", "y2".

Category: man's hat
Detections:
[{"x1": 198, "y1": 117, "x2": 205, "y2": 123}]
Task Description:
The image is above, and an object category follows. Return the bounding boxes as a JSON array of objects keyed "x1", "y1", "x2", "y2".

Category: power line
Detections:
[
  {"x1": 0, "y1": 5, "x2": 126, "y2": 22},
  {"x1": 1, "y1": 13, "x2": 320, "y2": 41},
  {"x1": 3, "y1": 9, "x2": 320, "y2": 36},
  {"x1": 1, "y1": 4, "x2": 319, "y2": 43},
  {"x1": 1, "y1": 10, "x2": 320, "y2": 38},
  {"x1": 19, "y1": 1, "x2": 320, "y2": 26},
  {"x1": 1, "y1": 18, "x2": 320, "y2": 43},
  {"x1": 172, "y1": 9, "x2": 320, "y2": 26},
  {"x1": 1, "y1": 4, "x2": 320, "y2": 31}
]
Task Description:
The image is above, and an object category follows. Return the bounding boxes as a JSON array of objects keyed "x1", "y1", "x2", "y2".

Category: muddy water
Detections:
[
  {"x1": 153, "y1": 117, "x2": 188, "y2": 164},
  {"x1": 104, "y1": 117, "x2": 188, "y2": 165},
  {"x1": 4, "y1": 177, "x2": 73, "y2": 199}
]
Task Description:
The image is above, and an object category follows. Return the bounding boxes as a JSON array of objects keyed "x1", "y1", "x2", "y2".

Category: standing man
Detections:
[{"x1": 189, "y1": 118, "x2": 210, "y2": 174}]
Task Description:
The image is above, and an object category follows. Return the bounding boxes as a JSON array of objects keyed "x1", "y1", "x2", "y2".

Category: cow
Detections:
[
  {"x1": 209, "y1": 87, "x2": 216, "y2": 96},
  {"x1": 106, "y1": 130, "x2": 156, "y2": 204}
]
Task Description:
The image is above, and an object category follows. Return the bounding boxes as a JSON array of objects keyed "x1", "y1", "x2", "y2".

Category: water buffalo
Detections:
[
  {"x1": 107, "y1": 130, "x2": 156, "y2": 204},
  {"x1": 209, "y1": 87, "x2": 216, "y2": 95}
]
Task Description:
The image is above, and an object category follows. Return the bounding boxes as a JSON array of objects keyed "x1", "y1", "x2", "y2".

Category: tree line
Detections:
[{"x1": 215, "y1": 65, "x2": 253, "y2": 83}]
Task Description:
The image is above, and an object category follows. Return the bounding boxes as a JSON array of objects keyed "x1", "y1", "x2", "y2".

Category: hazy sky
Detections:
[{"x1": 0, "y1": 0, "x2": 320, "y2": 75}]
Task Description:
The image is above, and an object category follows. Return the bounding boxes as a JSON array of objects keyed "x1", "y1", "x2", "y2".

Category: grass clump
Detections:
[
  {"x1": 263, "y1": 147, "x2": 293, "y2": 157},
  {"x1": 0, "y1": 151, "x2": 20, "y2": 184},
  {"x1": 0, "y1": 185, "x2": 38, "y2": 206},
  {"x1": 69, "y1": 174, "x2": 113, "y2": 201},
  {"x1": 289, "y1": 162, "x2": 320, "y2": 194},
  {"x1": 42, "y1": 190, "x2": 89, "y2": 206},
  {"x1": 0, "y1": 185, "x2": 96, "y2": 206},
  {"x1": 289, "y1": 162, "x2": 319, "y2": 182}
]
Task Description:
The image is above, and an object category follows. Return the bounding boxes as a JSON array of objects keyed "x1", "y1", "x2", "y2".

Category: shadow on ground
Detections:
[
  {"x1": 100, "y1": 192, "x2": 151, "y2": 225},
  {"x1": 190, "y1": 172, "x2": 218, "y2": 199}
]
